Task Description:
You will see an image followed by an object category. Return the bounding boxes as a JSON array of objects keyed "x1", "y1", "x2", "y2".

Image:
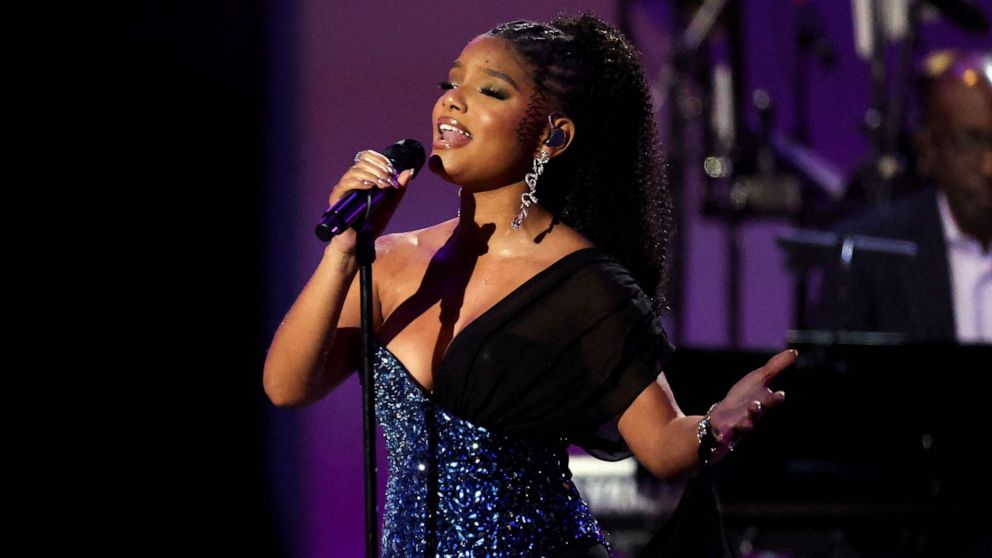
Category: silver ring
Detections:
[{"x1": 354, "y1": 150, "x2": 365, "y2": 163}]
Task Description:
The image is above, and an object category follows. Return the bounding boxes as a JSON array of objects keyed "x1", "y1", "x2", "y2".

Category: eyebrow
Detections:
[{"x1": 451, "y1": 61, "x2": 521, "y2": 91}]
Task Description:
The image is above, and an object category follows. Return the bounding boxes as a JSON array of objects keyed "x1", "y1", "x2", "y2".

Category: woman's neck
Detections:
[{"x1": 454, "y1": 182, "x2": 556, "y2": 257}]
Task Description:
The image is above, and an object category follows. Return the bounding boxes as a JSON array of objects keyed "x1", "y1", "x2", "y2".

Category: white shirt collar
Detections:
[{"x1": 936, "y1": 189, "x2": 977, "y2": 249}]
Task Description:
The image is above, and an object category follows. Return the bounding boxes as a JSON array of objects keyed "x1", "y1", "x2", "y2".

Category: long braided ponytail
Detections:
[{"x1": 488, "y1": 13, "x2": 673, "y2": 308}]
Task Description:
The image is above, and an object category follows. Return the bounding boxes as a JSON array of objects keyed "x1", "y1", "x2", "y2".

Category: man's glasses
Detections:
[{"x1": 934, "y1": 129, "x2": 992, "y2": 159}]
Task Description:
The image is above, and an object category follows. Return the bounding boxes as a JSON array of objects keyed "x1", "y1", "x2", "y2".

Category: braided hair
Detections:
[{"x1": 487, "y1": 13, "x2": 673, "y2": 308}]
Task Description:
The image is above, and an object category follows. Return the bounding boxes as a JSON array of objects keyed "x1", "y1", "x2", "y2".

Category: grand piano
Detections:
[{"x1": 572, "y1": 339, "x2": 992, "y2": 557}]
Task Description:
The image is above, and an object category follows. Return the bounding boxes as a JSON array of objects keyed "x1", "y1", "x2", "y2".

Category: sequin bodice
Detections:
[{"x1": 374, "y1": 345, "x2": 607, "y2": 557}]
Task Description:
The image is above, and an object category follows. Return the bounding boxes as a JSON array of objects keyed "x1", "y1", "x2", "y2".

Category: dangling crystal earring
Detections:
[
  {"x1": 512, "y1": 149, "x2": 549, "y2": 229},
  {"x1": 512, "y1": 115, "x2": 567, "y2": 230},
  {"x1": 457, "y1": 187, "x2": 462, "y2": 218}
]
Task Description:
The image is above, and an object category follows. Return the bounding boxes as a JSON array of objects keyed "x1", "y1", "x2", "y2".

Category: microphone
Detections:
[{"x1": 315, "y1": 139, "x2": 426, "y2": 242}]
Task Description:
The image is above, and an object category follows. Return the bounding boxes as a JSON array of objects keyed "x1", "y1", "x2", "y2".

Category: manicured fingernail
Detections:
[{"x1": 789, "y1": 349, "x2": 799, "y2": 357}]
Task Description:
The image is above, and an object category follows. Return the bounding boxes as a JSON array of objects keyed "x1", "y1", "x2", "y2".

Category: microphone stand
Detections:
[
  {"x1": 354, "y1": 196, "x2": 379, "y2": 558},
  {"x1": 316, "y1": 139, "x2": 423, "y2": 557}
]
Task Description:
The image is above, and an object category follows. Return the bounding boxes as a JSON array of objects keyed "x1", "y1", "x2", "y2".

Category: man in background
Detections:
[{"x1": 816, "y1": 50, "x2": 991, "y2": 343}]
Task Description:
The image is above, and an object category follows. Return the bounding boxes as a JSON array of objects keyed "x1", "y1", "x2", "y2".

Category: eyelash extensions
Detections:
[{"x1": 438, "y1": 81, "x2": 508, "y2": 100}]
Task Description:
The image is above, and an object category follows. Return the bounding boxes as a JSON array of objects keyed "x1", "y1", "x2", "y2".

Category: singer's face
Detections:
[{"x1": 429, "y1": 35, "x2": 546, "y2": 189}]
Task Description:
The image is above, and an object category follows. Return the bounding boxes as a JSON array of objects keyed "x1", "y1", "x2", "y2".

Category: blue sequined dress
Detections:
[
  {"x1": 372, "y1": 248, "x2": 674, "y2": 558},
  {"x1": 375, "y1": 345, "x2": 606, "y2": 556}
]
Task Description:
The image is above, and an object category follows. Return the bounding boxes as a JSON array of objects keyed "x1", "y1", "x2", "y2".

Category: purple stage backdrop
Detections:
[{"x1": 263, "y1": 1, "x2": 990, "y2": 555}]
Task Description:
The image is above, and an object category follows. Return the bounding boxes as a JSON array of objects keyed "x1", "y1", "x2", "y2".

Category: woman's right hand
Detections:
[
  {"x1": 266, "y1": 148, "x2": 414, "y2": 407},
  {"x1": 325, "y1": 149, "x2": 416, "y2": 257}
]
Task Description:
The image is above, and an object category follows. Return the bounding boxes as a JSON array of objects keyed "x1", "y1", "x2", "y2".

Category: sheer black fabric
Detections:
[{"x1": 432, "y1": 247, "x2": 674, "y2": 460}]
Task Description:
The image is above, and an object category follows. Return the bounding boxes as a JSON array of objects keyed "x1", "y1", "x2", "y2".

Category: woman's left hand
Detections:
[{"x1": 707, "y1": 349, "x2": 796, "y2": 455}]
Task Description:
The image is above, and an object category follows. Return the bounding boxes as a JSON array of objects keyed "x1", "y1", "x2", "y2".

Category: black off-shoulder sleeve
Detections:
[{"x1": 433, "y1": 248, "x2": 675, "y2": 460}]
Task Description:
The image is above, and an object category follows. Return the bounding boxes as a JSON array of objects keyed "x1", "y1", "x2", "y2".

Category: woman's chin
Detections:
[
  {"x1": 428, "y1": 153, "x2": 476, "y2": 187},
  {"x1": 427, "y1": 154, "x2": 454, "y2": 182}
]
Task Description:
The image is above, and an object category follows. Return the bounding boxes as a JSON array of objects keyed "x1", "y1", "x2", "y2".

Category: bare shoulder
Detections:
[
  {"x1": 373, "y1": 219, "x2": 458, "y2": 274},
  {"x1": 373, "y1": 230, "x2": 419, "y2": 263}
]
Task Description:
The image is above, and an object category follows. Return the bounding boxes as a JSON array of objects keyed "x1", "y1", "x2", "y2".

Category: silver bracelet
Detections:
[{"x1": 697, "y1": 402, "x2": 721, "y2": 466}]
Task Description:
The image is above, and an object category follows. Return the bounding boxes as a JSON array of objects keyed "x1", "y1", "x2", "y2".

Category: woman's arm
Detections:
[
  {"x1": 617, "y1": 376, "x2": 698, "y2": 479},
  {"x1": 263, "y1": 151, "x2": 413, "y2": 408},
  {"x1": 262, "y1": 244, "x2": 367, "y2": 408},
  {"x1": 618, "y1": 350, "x2": 794, "y2": 479}
]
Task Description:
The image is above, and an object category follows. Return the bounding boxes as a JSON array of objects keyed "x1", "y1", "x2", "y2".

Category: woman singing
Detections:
[{"x1": 264, "y1": 13, "x2": 793, "y2": 557}]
